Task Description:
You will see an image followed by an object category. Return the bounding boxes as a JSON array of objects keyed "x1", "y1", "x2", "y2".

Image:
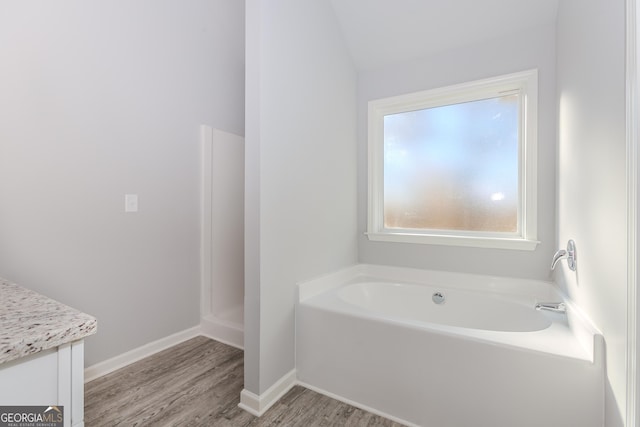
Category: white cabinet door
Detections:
[
  {"x1": 0, "y1": 341, "x2": 85, "y2": 427},
  {"x1": 0, "y1": 348, "x2": 58, "y2": 404}
]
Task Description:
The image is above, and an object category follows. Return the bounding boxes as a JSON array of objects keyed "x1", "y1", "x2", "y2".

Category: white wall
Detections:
[
  {"x1": 0, "y1": 0, "x2": 245, "y2": 366},
  {"x1": 556, "y1": 1, "x2": 627, "y2": 425},
  {"x1": 244, "y1": 0, "x2": 358, "y2": 394},
  {"x1": 357, "y1": 24, "x2": 557, "y2": 280}
]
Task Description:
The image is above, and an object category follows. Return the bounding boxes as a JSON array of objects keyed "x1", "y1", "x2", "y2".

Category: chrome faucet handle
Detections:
[
  {"x1": 551, "y1": 240, "x2": 577, "y2": 271},
  {"x1": 566, "y1": 239, "x2": 577, "y2": 271},
  {"x1": 550, "y1": 249, "x2": 567, "y2": 270}
]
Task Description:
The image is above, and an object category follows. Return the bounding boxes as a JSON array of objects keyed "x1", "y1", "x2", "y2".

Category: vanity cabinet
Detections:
[{"x1": 0, "y1": 278, "x2": 96, "y2": 427}]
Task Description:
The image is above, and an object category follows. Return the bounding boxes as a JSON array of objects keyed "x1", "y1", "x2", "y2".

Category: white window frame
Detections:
[{"x1": 367, "y1": 69, "x2": 539, "y2": 250}]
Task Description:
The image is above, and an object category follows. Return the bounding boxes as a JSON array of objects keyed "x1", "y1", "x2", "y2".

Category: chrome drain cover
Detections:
[{"x1": 432, "y1": 292, "x2": 445, "y2": 304}]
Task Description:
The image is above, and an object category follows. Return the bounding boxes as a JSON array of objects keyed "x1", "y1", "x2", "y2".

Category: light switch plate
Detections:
[{"x1": 125, "y1": 194, "x2": 138, "y2": 212}]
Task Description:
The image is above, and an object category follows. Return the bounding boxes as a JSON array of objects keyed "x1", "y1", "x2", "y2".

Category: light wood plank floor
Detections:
[{"x1": 85, "y1": 336, "x2": 406, "y2": 426}]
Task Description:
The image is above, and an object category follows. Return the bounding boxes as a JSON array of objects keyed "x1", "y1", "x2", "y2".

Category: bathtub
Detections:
[{"x1": 295, "y1": 264, "x2": 604, "y2": 427}]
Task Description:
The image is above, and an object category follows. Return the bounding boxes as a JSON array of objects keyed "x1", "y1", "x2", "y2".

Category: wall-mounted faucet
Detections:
[
  {"x1": 535, "y1": 302, "x2": 567, "y2": 313},
  {"x1": 551, "y1": 239, "x2": 577, "y2": 271}
]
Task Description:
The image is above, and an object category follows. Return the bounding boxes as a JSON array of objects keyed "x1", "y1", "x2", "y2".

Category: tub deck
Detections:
[{"x1": 296, "y1": 264, "x2": 604, "y2": 427}]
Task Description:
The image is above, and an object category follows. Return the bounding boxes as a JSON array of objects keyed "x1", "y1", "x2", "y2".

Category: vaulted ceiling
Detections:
[{"x1": 330, "y1": 0, "x2": 560, "y2": 70}]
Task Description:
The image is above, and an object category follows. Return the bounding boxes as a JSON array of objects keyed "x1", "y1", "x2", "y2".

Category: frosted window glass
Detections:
[{"x1": 383, "y1": 95, "x2": 519, "y2": 233}]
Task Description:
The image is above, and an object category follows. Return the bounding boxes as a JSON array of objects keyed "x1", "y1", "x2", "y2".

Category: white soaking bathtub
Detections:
[{"x1": 295, "y1": 264, "x2": 604, "y2": 427}]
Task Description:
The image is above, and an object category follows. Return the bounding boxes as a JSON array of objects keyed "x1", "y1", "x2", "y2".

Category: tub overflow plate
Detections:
[{"x1": 432, "y1": 292, "x2": 445, "y2": 305}]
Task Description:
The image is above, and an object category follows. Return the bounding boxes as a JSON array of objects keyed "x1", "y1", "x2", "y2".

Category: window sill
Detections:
[{"x1": 365, "y1": 231, "x2": 540, "y2": 251}]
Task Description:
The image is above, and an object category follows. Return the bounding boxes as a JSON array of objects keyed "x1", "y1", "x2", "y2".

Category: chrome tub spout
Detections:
[{"x1": 535, "y1": 302, "x2": 566, "y2": 313}]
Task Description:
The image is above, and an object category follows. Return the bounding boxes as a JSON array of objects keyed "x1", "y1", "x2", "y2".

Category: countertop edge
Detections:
[{"x1": 0, "y1": 279, "x2": 98, "y2": 365}]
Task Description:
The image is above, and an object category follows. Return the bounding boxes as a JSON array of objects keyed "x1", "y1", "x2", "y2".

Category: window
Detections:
[{"x1": 367, "y1": 70, "x2": 538, "y2": 250}]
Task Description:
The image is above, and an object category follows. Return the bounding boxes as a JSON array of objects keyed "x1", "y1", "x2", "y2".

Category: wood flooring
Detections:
[{"x1": 85, "y1": 336, "x2": 406, "y2": 426}]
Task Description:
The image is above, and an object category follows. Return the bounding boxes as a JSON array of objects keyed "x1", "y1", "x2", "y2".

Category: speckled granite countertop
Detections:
[{"x1": 0, "y1": 277, "x2": 97, "y2": 365}]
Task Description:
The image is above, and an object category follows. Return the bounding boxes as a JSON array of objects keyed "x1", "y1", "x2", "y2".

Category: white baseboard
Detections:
[
  {"x1": 238, "y1": 369, "x2": 297, "y2": 417},
  {"x1": 200, "y1": 315, "x2": 244, "y2": 350},
  {"x1": 84, "y1": 325, "x2": 202, "y2": 383},
  {"x1": 296, "y1": 380, "x2": 418, "y2": 427}
]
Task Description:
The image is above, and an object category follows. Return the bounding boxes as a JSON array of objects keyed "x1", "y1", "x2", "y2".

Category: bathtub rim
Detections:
[
  {"x1": 296, "y1": 263, "x2": 603, "y2": 365},
  {"x1": 299, "y1": 263, "x2": 562, "y2": 302}
]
